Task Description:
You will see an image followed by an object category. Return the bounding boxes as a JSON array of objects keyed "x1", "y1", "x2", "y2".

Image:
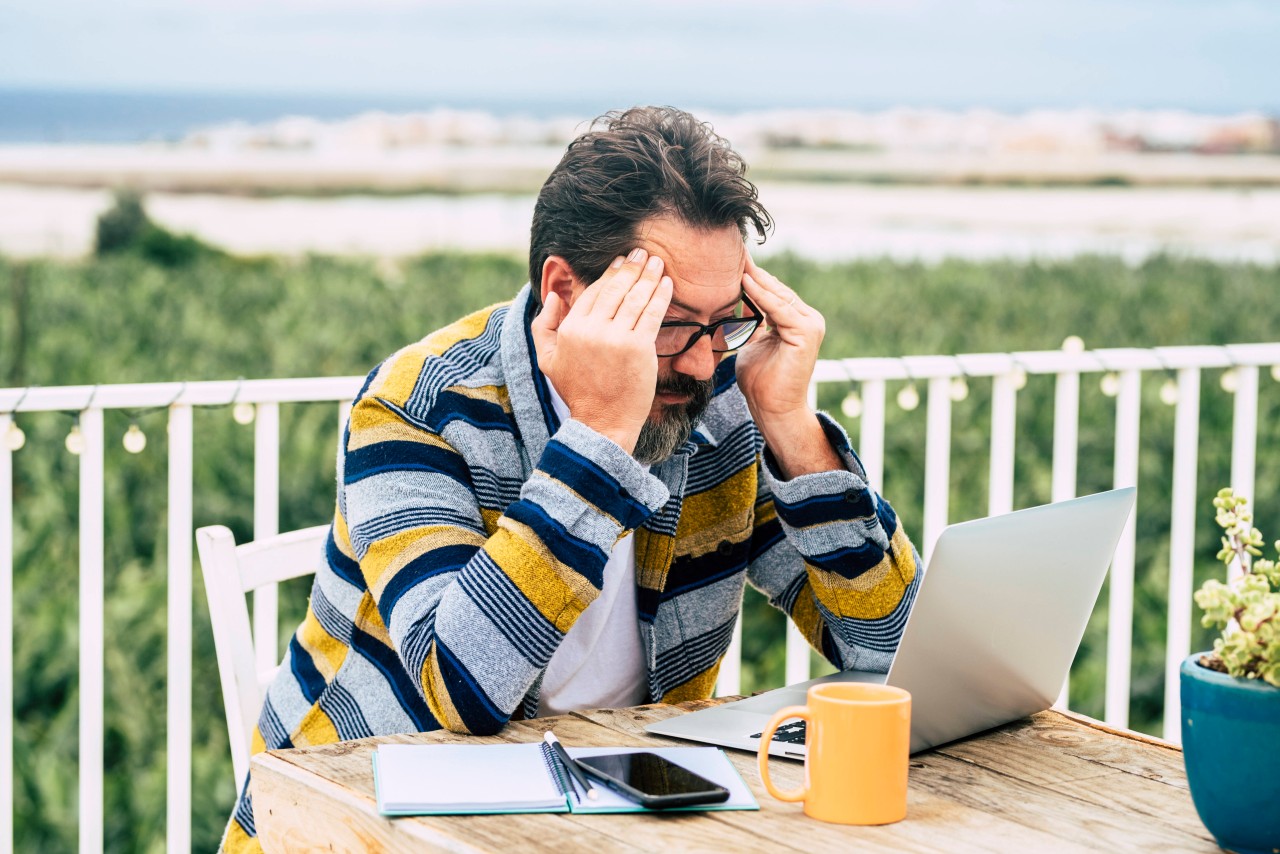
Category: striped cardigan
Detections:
[{"x1": 222, "y1": 284, "x2": 920, "y2": 852}]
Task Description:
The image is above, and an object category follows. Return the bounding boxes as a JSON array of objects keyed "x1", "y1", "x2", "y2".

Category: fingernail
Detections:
[
  {"x1": 645, "y1": 255, "x2": 663, "y2": 272},
  {"x1": 610, "y1": 256, "x2": 625, "y2": 269},
  {"x1": 660, "y1": 276, "x2": 673, "y2": 288},
  {"x1": 628, "y1": 248, "x2": 646, "y2": 263}
]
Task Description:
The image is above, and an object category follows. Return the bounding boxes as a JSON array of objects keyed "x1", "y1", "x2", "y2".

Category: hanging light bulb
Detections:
[
  {"x1": 66, "y1": 422, "x2": 85, "y2": 455},
  {"x1": 1271, "y1": 364, "x2": 1280, "y2": 383},
  {"x1": 123, "y1": 423, "x2": 147, "y2": 454},
  {"x1": 233, "y1": 402, "x2": 256, "y2": 425},
  {"x1": 1220, "y1": 369, "x2": 1238, "y2": 393},
  {"x1": 4, "y1": 420, "x2": 25, "y2": 452},
  {"x1": 840, "y1": 389, "x2": 863, "y2": 419},
  {"x1": 1159, "y1": 379, "x2": 1179, "y2": 406},
  {"x1": 1012, "y1": 369, "x2": 1028, "y2": 390},
  {"x1": 949, "y1": 377, "x2": 970, "y2": 402},
  {"x1": 1100, "y1": 372, "x2": 1120, "y2": 397},
  {"x1": 897, "y1": 383, "x2": 920, "y2": 411},
  {"x1": 1062, "y1": 335, "x2": 1085, "y2": 353}
]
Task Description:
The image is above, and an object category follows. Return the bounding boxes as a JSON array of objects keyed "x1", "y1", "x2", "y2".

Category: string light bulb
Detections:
[
  {"x1": 65, "y1": 422, "x2": 85, "y2": 455},
  {"x1": 1272, "y1": 364, "x2": 1280, "y2": 383},
  {"x1": 897, "y1": 383, "x2": 920, "y2": 411},
  {"x1": 949, "y1": 377, "x2": 970, "y2": 402},
  {"x1": 4, "y1": 421, "x2": 25, "y2": 452},
  {"x1": 1159, "y1": 379, "x2": 1179, "y2": 406},
  {"x1": 1220, "y1": 369, "x2": 1239, "y2": 393},
  {"x1": 1062, "y1": 336, "x2": 1085, "y2": 353},
  {"x1": 233, "y1": 402, "x2": 256, "y2": 425},
  {"x1": 840, "y1": 389, "x2": 863, "y2": 419},
  {"x1": 1100, "y1": 372, "x2": 1120, "y2": 397},
  {"x1": 123, "y1": 423, "x2": 147, "y2": 454},
  {"x1": 1012, "y1": 369, "x2": 1028, "y2": 390}
]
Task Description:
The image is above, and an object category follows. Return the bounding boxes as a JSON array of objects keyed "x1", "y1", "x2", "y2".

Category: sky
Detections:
[{"x1": 1, "y1": 0, "x2": 1277, "y2": 113}]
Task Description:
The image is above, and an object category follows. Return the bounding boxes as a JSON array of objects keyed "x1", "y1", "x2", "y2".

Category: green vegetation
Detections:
[{"x1": 3, "y1": 242, "x2": 1280, "y2": 851}]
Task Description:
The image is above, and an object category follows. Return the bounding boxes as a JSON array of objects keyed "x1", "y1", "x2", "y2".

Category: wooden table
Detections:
[{"x1": 250, "y1": 700, "x2": 1219, "y2": 853}]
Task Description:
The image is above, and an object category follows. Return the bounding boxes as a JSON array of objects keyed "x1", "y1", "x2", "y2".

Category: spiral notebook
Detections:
[{"x1": 373, "y1": 743, "x2": 758, "y2": 816}]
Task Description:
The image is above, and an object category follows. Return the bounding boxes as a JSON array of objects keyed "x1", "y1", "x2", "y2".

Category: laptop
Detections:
[{"x1": 646, "y1": 487, "x2": 1137, "y2": 758}]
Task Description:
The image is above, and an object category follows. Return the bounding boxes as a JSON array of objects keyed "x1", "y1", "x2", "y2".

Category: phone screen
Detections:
[{"x1": 576, "y1": 753, "x2": 725, "y2": 798}]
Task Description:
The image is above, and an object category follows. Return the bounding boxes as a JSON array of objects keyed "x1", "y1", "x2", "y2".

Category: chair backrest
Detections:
[{"x1": 196, "y1": 523, "x2": 329, "y2": 788}]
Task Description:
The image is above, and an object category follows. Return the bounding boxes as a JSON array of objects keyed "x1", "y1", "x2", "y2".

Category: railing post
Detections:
[
  {"x1": 859, "y1": 379, "x2": 886, "y2": 491},
  {"x1": 253, "y1": 403, "x2": 281, "y2": 674},
  {"x1": 1163, "y1": 368, "x2": 1200, "y2": 742},
  {"x1": 1229, "y1": 365, "x2": 1258, "y2": 582},
  {"x1": 1, "y1": 413, "x2": 13, "y2": 854},
  {"x1": 716, "y1": 616, "x2": 743, "y2": 697},
  {"x1": 78, "y1": 407, "x2": 105, "y2": 854},
  {"x1": 923, "y1": 377, "x2": 952, "y2": 563},
  {"x1": 1051, "y1": 369, "x2": 1080, "y2": 710},
  {"x1": 988, "y1": 373, "x2": 1017, "y2": 517},
  {"x1": 166, "y1": 405, "x2": 193, "y2": 853},
  {"x1": 1105, "y1": 370, "x2": 1141, "y2": 729}
]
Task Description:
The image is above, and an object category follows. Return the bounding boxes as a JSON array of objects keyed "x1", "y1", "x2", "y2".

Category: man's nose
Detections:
[{"x1": 668, "y1": 334, "x2": 718, "y2": 381}]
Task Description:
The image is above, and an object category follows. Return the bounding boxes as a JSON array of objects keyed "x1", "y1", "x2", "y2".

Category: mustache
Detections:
[{"x1": 657, "y1": 373, "x2": 713, "y2": 398}]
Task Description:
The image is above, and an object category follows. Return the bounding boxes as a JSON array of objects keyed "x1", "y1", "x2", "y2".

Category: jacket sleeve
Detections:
[
  {"x1": 342, "y1": 392, "x2": 668, "y2": 735},
  {"x1": 744, "y1": 412, "x2": 921, "y2": 673}
]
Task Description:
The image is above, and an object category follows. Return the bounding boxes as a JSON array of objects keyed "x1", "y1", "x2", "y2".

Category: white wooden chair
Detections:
[{"x1": 196, "y1": 523, "x2": 329, "y2": 788}]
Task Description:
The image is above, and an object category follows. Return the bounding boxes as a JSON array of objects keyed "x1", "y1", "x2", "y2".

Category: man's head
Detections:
[{"x1": 530, "y1": 106, "x2": 773, "y2": 464}]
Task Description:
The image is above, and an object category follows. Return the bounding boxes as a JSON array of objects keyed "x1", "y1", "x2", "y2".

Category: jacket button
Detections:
[
  {"x1": 843, "y1": 488, "x2": 861, "y2": 503},
  {"x1": 717, "y1": 540, "x2": 734, "y2": 556}
]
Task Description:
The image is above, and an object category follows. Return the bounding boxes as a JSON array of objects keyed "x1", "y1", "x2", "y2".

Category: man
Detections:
[{"x1": 222, "y1": 106, "x2": 919, "y2": 852}]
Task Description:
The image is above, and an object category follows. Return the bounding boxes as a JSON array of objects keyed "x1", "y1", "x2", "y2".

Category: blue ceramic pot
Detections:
[{"x1": 1180, "y1": 653, "x2": 1280, "y2": 854}]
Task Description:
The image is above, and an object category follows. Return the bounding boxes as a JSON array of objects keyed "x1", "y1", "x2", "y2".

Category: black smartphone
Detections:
[{"x1": 575, "y1": 752, "x2": 731, "y2": 809}]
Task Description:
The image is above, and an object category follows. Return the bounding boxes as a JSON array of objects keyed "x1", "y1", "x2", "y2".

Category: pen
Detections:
[{"x1": 544, "y1": 730, "x2": 598, "y2": 801}]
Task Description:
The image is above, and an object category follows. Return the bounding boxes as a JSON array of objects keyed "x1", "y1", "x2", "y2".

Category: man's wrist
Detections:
[{"x1": 756, "y1": 409, "x2": 842, "y2": 480}]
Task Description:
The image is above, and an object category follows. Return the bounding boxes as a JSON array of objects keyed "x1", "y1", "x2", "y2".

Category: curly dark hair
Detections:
[{"x1": 528, "y1": 106, "x2": 772, "y2": 304}]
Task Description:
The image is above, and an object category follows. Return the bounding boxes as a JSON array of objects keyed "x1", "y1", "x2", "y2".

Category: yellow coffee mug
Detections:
[{"x1": 756, "y1": 682, "x2": 911, "y2": 825}]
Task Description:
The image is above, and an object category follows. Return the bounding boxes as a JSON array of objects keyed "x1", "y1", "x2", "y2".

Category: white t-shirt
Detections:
[{"x1": 537, "y1": 379, "x2": 649, "y2": 717}]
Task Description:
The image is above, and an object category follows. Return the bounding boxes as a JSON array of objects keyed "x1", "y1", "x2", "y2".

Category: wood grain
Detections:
[{"x1": 250, "y1": 703, "x2": 1219, "y2": 853}]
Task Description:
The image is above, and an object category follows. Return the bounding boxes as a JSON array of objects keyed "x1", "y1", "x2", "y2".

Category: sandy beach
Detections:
[{"x1": 4, "y1": 181, "x2": 1278, "y2": 264}]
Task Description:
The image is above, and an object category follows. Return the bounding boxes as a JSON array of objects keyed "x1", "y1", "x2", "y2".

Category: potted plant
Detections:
[{"x1": 1181, "y1": 488, "x2": 1280, "y2": 854}]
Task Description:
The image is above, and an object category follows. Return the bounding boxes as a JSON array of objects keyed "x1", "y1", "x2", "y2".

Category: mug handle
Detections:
[{"x1": 757, "y1": 705, "x2": 811, "y2": 803}]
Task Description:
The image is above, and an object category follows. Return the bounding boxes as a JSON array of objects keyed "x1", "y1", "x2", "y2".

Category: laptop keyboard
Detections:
[{"x1": 750, "y1": 721, "x2": 807, "y2": 744}]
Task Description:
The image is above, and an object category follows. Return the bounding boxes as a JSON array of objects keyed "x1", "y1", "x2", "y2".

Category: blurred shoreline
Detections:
[
  {"x1": 6, "y1": 182, "x2": 1278, "y2": 265},
  {"x1": 3, "y1": 105, "x2": 1279, "y2": 264}
]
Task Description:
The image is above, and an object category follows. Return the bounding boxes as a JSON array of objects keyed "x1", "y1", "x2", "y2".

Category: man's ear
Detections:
[{"x1": 541, "y1": 255, "x2": 580, "y2": 309}]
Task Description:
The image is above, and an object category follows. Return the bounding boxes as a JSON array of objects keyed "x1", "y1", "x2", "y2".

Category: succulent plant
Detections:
[{"x1": 1194, "y1": 488, "x2": 1280, "y2": 687}]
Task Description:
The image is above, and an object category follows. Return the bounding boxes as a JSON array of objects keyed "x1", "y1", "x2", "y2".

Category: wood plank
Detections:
[
  {"x1": 251, "y1": 703, "x2": 1216, "y2": 853},
  {"x1": 933, "y1": 712, "x2": 1212, "y2": 842},
  {"x1": 576, "y1": 706, "x2": 1101, "y2": 853}
]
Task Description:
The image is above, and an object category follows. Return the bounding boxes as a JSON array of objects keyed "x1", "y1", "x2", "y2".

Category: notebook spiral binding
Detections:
[{"x1": 539, "y1": 741, "x2": 577, "y2": 803}]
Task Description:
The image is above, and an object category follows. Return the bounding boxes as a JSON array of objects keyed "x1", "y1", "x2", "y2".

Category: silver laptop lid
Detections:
[{"x1": 886, "y1": 487, "x2": 1136, "y2": 751}]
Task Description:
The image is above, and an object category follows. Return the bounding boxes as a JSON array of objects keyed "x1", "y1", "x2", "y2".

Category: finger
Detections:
[
  {"x1": 613, "y1": 262, "x2": 666, "y2": 329},
  {"x1": 574, "y1": 255, "x2": 625, "y2": 314},
  {"x1": 531, "y1": 291, "x2": 565, "y2": 356},
  {"x1": 634, "y1": 275, "x2": 674, "y2": 338},
  {"x1": 590, "y1": 249, "x2": 657, "y2": 319},
  {"x1": 744, "y1": 260, "x2": 803, "y2": 308},
  {"x1": 744, "y1": 273, "x2": 805, "y2": 329}
]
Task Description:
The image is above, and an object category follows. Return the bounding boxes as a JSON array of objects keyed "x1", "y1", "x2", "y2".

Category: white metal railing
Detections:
[{"x1": 2, "y1": 343, "x2": 1279, "y2": 852}]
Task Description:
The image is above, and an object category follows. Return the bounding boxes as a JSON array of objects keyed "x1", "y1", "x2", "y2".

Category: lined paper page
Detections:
[{"x1": 375, "y1": 743, "x2": 564, "y2": 812}]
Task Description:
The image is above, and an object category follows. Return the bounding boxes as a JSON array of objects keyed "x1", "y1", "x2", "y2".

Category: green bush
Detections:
[
  {"x1": 94, "y1": 191, "x2": 221, "y2": 267},
  {"x1": 2, "y1": 250, "x2": 1279, "y2": 851}
]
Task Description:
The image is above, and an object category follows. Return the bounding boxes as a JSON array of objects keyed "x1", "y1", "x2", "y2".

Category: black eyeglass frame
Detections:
[{"x1": 655, "y1": 293, "x2": 763, "y2": 357}]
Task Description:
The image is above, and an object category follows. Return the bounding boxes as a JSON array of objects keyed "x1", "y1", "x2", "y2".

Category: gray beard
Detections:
[{"x1": 631, "y1": 376, "x2": 714, "y2": 466}]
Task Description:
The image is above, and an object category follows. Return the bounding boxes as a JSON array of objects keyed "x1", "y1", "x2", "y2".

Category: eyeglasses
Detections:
[{"x1": 654, "y1": 294, "x2": 762, "y2": 357}]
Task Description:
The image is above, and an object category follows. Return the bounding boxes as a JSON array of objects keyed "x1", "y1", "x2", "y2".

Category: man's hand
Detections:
[
  {"x1": 736, "y1": 256, "x2": 842, "y2": 479},
  {"x1": 532, "y1": 248, "x2": 673, "y2": 455}
]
